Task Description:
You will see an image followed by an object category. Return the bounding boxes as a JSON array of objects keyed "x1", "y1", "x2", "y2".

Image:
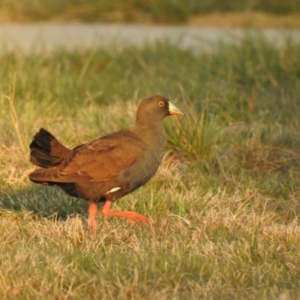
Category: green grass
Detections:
[
  {"x1": 0, "y1": 0, "x2": 299, "y2": 23},
  {"x1": 1, "y1": 35, "x2": 300, "y2": 299}
]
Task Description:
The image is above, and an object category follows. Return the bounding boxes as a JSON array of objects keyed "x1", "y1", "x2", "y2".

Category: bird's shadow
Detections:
[{"x1": 0, "y1": 185, "x2": 88, "y2": 221}]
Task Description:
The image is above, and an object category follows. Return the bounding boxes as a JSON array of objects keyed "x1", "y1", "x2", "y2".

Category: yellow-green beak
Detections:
[{"x1": 168, "y1": 102, "x2": 183, "y2": 116}]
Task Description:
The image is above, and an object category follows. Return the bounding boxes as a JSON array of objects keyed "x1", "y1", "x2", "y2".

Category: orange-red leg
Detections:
[
  {"x1": 101, "y1": 200, "x2": 155, "y2": 226},
  {"x1": 88, "y1": 202, "x2": 97, "y2": 234}
]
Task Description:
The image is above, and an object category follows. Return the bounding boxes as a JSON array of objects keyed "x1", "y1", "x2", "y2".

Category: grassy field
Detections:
[
  {"x1": 0, "y1": 0, "x2": 300, "y2": 27},
  {"x1": 0, "y1": 34, "x2": 300, "y2": 299}
]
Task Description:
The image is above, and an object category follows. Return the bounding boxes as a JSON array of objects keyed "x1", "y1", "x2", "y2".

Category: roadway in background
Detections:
[{"x1": 0, "y1": 23, "x2": 299, "y2": 53}]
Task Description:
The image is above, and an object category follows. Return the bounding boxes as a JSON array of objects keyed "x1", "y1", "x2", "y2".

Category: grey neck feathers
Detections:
[{"x1": 132, "y1": 120, "x2": 166, "y2": 157}]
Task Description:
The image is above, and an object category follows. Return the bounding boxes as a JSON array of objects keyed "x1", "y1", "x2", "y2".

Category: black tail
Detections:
[{"x1": 29, "y1": 128, "x2": 71, "y2": 168}]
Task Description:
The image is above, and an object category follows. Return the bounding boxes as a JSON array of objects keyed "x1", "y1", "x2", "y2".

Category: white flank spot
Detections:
[{"x1": 105, "y1": 187, "x2": 121, "y2": 195}]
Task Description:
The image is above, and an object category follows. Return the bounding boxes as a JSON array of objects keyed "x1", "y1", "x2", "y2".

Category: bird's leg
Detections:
[
  {"x1": 101, "y1": 200, "x2": 155, "y2": 225},
  {"x1": 88, "y1": 202, "x2": 97, "y2": 234}
]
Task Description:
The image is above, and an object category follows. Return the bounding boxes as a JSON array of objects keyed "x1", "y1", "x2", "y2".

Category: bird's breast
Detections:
[{"x1": 110, "y1": 150, "x2": 160, "y2": 197}]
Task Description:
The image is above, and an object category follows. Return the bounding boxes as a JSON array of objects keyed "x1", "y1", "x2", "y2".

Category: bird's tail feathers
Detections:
[{"x1": 29, "y1": 128, "x2": 71, "y2": 168}]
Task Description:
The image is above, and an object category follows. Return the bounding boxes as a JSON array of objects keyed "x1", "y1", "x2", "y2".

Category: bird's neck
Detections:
[{"x1": 132, "y1": 120, "x2": 166, "y2": 156}]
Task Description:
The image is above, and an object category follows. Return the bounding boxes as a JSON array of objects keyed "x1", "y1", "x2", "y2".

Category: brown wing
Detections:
[{"x1": 30, "y1": 131, "x2": 146, "y2": 183}]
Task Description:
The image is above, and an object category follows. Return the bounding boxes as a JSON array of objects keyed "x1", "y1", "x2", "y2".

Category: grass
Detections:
[
  {"x1": 0, "y1": 0, "x2": 300, "y2": 27},
  {"x1": 0, "y1": 34, "x2": 300, "y2": 298}
]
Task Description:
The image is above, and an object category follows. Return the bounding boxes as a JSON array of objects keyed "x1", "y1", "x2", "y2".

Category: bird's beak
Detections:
[{"x1": 168, "y1": 102, "x2": 183, "y2": 116}]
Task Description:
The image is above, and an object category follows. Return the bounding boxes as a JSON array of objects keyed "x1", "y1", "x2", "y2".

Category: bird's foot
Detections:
[
  {"x1": 102, "y1": 200, "x2": 155, "y2": 226},
  {"x1": 127, "y1": 216, "x2": 155, "y2": 226}
]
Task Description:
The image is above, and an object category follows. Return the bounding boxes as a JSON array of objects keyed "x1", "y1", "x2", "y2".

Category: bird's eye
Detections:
[{"x1": 158, "y1": 101, "x2": 165, "y2": 107}]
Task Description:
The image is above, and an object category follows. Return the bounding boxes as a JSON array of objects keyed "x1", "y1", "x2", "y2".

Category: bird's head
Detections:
[{"x1": 136, "y1": 95, "x2": 182, "y2": 124}]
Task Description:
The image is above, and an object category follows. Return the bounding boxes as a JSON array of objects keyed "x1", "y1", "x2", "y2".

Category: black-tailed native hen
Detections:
[{"x1": 29, "y1": 95, "x2": 182, "y2": 233}]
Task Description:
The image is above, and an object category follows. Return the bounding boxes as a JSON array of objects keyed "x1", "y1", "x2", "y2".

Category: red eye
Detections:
[{"x1": 159, "y1": 101, "x2": 164, "y2": 107}]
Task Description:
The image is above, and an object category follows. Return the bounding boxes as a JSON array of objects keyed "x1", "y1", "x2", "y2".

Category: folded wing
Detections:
[{"x1": 29, "y1": 131, "x2": 145, "y2": 183}]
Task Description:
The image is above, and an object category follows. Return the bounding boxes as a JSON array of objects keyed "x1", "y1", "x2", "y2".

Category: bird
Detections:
[{"x1": 28, "y1": 95, "x2": 182, "y2": 233}]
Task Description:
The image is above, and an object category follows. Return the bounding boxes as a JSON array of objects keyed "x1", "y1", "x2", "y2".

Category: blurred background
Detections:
[
  {"x1": 0, "y1": 0, "x2": 299, "y2": 27},
  {"x1": 1, "y1": 1, "x2": 300, "y2": 299}
]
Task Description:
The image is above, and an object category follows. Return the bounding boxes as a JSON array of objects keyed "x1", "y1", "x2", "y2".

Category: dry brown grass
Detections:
[
  {"x1": 1, "y1": 172, "x2": 299, "y2": 299},
  {"x1": 1, "y1": 39, "x2": 300, "y2": 298},
  {"x1": 1, "y1": 127, "x2": 299, "y2": 298}
]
